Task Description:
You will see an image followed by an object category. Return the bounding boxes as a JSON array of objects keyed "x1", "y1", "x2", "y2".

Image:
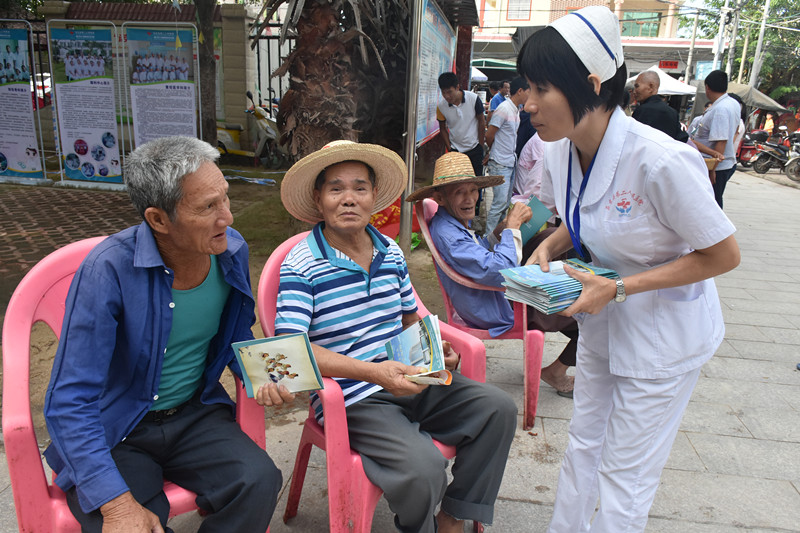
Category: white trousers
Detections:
[{"x1": 547, "y1": 337, "x2": 702, "y2": 533}]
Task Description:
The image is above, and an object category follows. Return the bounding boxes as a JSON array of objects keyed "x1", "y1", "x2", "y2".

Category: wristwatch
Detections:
[{"x1": 614, "y1": 278, "x2": 627, "y2": 303}]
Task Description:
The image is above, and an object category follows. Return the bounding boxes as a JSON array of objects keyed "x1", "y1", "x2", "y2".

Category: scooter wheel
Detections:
[
  {"x1": 785, "y1": 159, "x2": 800, "y2": 182},
  {"x1": 753, "y1": 155, "x2": 771, "y2": 174},
  {"x1": 739, "y1": 159, "x2": 752, "y2": 168}
]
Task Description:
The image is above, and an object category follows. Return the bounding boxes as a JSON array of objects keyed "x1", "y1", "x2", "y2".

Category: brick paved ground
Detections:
[{"x1": 0, "y1": 185, "x2": 141, "y2": 315}]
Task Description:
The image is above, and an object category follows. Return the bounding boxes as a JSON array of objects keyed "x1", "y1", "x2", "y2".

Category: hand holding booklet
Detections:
[
  {"x1": 385, "y1": 315, "x2": 452, "y2": 385},
  {"x1": 232, "y1": 333, "x2": 324, "y2": 398},
  {"x1": 500, "y1": 259, "x2": 619, "y2": 314}
]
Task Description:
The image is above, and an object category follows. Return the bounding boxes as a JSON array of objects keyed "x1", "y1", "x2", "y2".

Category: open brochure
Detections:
[
  {"x1": 500, "y1": 259, "x2": 619, "y2": 315},
  {"x1": 518, "y1": 195, "x2": 555, "y2": 245},
  {"x1": 385, "y1": 315, "x2": 452, "y2": 385},
  {"x1": 232, "y1": 333, "x2": 323, "y2": 397}
]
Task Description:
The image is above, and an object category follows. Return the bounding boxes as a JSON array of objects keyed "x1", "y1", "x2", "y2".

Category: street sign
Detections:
[{"x1": 659, "y1": 60, "x2": 679, "y2": 70}]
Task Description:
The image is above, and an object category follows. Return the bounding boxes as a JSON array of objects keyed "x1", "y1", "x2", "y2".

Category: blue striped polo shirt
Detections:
[{"x1": 275, "y1": 223, "x2": 417, "y2": 423}]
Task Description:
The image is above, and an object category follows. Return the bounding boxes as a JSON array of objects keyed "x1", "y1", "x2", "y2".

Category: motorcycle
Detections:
[
  {"x1": 784, "y1": 156, "x2": 800, "y2": 182},
  {"x1": 216, "y1": 91, "x2": 289, "y2": 169},
  {"x1": 750, "y1": 126, "x2": 800, "y2": 174},
  {"x1": 736, "y1": 129, "x2": 768, "y2": 167}
]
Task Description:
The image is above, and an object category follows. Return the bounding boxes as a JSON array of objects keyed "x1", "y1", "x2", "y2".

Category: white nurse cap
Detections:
[{"x1": 549, "y1": 6, "x2": 625, "y2": 83}]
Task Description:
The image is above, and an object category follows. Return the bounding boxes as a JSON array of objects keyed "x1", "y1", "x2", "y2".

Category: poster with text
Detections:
[
  {"x1": 127, "y1": 27, "x2": 197, "y2": 147},
  {"x1": 0, "y1": 28, "x2": 43, "y2": 180},
  {"x1": 415, "y1": 0, "x2": 455, "y2": 146},
  {"x1": 50, "y1": 28, "x2": 121, "y2": 183}
]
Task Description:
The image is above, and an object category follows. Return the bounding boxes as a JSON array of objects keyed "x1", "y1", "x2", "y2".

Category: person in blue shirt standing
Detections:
[
  {"x1": 44, "y1": 136, "x2": 294, "y2": 533},
  {"x1": 488, "y1": 79, "x2": 510, "y2": 119}
]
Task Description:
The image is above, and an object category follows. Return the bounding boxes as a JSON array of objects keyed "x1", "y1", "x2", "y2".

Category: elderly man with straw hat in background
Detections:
[
  {"x1": 408, "y1": 152, "x2": 580, "y2": 397},
  {"x1": 275, "y1": 140, "x2": 517, "y2": 533}
]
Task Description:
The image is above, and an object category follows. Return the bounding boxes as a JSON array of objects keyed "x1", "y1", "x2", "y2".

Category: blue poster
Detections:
[
  {"x1": 50, "y1": 28, "x2": 121, "y2": 183},
  {"x1": 0, "y1": 27, "x2": 44, "y2": 180}
]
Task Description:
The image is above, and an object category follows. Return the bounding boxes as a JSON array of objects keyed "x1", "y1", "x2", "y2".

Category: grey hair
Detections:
[{"x1": 124, "y1": 136, "x2": 220, "y2": 220}]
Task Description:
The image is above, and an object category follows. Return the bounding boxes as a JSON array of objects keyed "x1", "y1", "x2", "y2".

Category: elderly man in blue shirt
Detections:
[
  {"x1": 408, "y1": 152, "x2": 580, "y2": 396},
  {"x1": 44, "y1": 136, "x2": 293, "y2": 533}
]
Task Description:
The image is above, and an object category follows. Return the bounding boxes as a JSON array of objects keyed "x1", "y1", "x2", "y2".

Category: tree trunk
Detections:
[{"x1": 194, "y1": 0, "x2": 217, "y2": 146}]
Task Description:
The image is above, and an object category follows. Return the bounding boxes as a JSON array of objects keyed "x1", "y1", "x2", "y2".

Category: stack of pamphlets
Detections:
[
  {"x1": 500, "y1": 259, "x2": 619, "y2": 315},
  {"x1": 385, "y1": 315, "x2": 452, "y2": 385},
  {"x1": 232, "y1": 332, "x2": 324, "y2": 397}
]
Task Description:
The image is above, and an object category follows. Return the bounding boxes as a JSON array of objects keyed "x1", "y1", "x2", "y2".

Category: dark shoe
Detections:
[{"x1": 557, "y1": 389, "x2": 574, "y2": 399}]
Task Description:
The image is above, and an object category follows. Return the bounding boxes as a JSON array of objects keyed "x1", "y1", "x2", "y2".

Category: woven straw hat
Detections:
[
  {"x1": 280, "y1": 140, "x2": 407, "y2": 223},
  {"x1": 405, "y1": 152, "x2": 504, "y2": 203}
]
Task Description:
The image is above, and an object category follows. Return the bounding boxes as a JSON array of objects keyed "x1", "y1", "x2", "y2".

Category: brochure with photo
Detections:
[
  {"x1": 385, "y1": 315, "x2": 452, "y2": 385},
  {"x1": 232, "y1": 333, "x2": 323, "y2": 397}
]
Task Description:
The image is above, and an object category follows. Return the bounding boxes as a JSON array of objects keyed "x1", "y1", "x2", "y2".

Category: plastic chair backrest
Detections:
[{"x1": 2, "y1": 237, "x2": 105, "y2": 532}]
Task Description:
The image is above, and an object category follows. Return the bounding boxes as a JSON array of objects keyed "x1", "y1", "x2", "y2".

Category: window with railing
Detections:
[
  {"x1": 621, "y1": 12, "x2": 661, "y2": 38},
  {"x1": 507, "y1": 0, "x2": 532, "y2": 21}
]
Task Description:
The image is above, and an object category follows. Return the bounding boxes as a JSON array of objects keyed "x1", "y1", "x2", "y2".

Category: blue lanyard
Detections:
[{"x1": 564, "y1": 143, "x2": 597, "y2": 261}]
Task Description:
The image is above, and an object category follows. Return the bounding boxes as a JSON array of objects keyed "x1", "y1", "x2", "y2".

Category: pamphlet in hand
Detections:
[
  {"x1": 385, "y1": 315, "x2": 453, "y2": 385},
  {"x1": 500, "y1": 259, "x2": 619, "y2": 315},
  {"x1": 519, "y1": 195, "x2": 555, "y2": 245},
  {"x1": 232, "y1": 333, "x2": 324, "y2": 397}
]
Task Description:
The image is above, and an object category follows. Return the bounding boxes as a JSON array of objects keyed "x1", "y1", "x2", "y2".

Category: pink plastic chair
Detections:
[
  {"x1": 416, "y1": 198, "x2": 545, "y2": 430},
  {"x1": 2, "y1": 237, "x2": 268, "y2": 532},
  {"x1": 258, "y1": 231, "x2": 486, "y2": 533}
]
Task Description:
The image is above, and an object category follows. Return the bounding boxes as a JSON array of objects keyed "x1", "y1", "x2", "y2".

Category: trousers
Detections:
[
  {"x1": 344, "y1": 373, "x2": 517, "y2": 532},
  {"x1": 547, "y1": 336, "x2": 702, "y2": 533},
  {"x1": 66, "y1": 398, "x2": 282, "y2": 533}
]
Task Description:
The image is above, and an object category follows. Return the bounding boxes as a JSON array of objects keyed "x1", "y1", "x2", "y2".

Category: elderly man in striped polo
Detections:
[{"x1": 274, "y1": 141, "x2": 517, "y2": 533}]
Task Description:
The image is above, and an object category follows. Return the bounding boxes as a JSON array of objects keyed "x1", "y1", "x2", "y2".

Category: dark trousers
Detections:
[
  {"x1": 66, "y1": 398, "x2": 281, "y2": 533},
  {"x1": 522, "y1": 227, "x2": 579, "y2": 366},
  {"x1": 459, "y1": 144, "x2": 484, "y2": 177},
  {"x1": 713, "y1": 166, "x2": 736, "y2": 209},
  {"x1": 345, "y1": 374, "x2": 517, "y2": 532}
]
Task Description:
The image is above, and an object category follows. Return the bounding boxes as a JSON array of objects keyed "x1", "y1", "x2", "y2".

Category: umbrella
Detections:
[
  {"x1": 626, "y1": 65, "x2": 696, "y2": 96},
  {"x1": 726, "y1": 82, "x2": 787, "y2": 112},
  {"x1": 471, "y1": 67, "x2": 488, "y2": 82}
]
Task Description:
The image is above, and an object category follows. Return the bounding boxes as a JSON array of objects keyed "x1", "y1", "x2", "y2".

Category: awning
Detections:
[
  {"x1": 470, "y1": 58, "x2": 517, "y2": 71},
  {"x1": 727, "y1": 82, "x2": 787, "y2": 113},
  {"x1": 626, "y1": 65, "x2": 696, "y2": 96},
  {"x1": 471, "y1": 67, "x2": 488, "y2": 81}
]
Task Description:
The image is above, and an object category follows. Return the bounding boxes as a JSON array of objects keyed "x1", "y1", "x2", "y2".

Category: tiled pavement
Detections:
[{"x1": 1, "y1": 169, "x2": 800, "y2": 532}]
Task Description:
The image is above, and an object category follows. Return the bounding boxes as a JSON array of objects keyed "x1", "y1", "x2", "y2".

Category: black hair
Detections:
[
  {"x1": 705, "y1": 70, "x2": 728, "y2": 93},
  {"x1": 489, "y1": 81, "x2": 501, "y2": 91},
  {"x1": 438, "y1": 72, "x2": 459, "y2": 91},
  {"x1": 727, "y1": 92, "x2": 747, "y2": 122},
  {"x1": 510, "y1": 76, "x2": 528, "y2": 95},
  {"x1": 516, "y1": 27, "x2": 627, "y2": 125},
  {"x1": 314, "y1": 160, "x2": 376, "y2": 191}
]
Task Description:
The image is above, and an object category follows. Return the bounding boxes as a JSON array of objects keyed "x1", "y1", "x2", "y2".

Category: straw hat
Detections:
[
  {"x1": 549, "y1": 6, "x2": 624, "y2": 83},
  {"x1": 280, "y1": 140, "x2": 407, "y2": 224},
  {"x1": 405, "y1": 152, "x2": 504, "y2": 203}
]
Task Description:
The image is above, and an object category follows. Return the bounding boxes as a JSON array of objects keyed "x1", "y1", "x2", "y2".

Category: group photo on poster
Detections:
[
  {"x1": 126, "y1": 27, "x2": 197, "y2": 147},
  {"x1": 0, "y1": 27, "x2": 43, "y2": 181},
  {"x1": 50, "y1": 28, "x2": 121, "y2": 183}
]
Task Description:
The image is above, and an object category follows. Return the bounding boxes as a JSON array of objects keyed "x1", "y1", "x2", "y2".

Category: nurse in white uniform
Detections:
[{"x1": 517, "y1": 6, "x2": 741, "y2": 533}]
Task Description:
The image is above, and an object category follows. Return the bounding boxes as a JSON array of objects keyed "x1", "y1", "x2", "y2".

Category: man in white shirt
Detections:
[
  {"x1": 436, "y1": 71, "x2": 486, "y2": 178},
  {"x1": 692, "y1": 70, "x2": 741, "y2": 208},
  {"x1": 484, "y1": 76, "x2": 528, "y2": 234}
]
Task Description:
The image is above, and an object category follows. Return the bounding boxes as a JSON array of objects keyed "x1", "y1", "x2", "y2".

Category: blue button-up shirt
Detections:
[
  {"x1": 429, "y1": 209, "x2": 518, "y2": 337},
  {"x1": 43, "y1": 222, "x2": 255, "y2": 513}
]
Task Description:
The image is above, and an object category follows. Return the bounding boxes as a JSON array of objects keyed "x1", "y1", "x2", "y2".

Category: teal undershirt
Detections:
[{"x1": 151, "y1": 254, "x2": 231, "y2": 410}]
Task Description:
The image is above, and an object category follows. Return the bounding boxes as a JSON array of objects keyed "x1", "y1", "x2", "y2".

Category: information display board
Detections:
[
  {"x1": 0, "y1": 27, "x2": 44, "y2": 181},
  {"x1": 126, "y1": 27, "x2": 197, "y2": 147},
  {"x1": 50, "y1": 27, "x2": 122, "y2": 183},
  {"x1": 415, "y1": 0, "x2": 456, "y2": 146}
]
